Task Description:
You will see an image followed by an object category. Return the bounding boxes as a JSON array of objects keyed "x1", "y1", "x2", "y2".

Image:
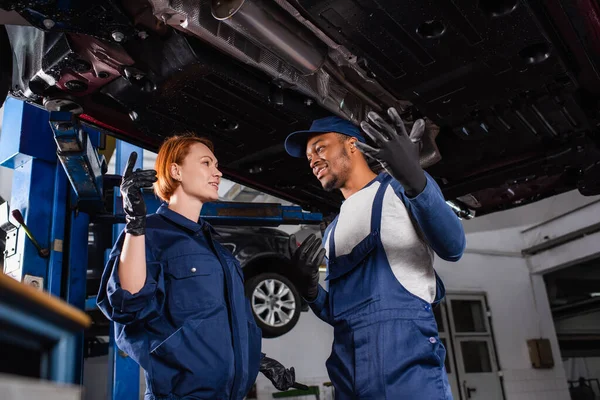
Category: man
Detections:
[{"x1": 284, "y1": 108, "x2": 466, "y2": 399}]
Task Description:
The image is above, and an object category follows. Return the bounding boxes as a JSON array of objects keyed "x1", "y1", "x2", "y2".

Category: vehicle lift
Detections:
[{"x1": 0, "y1": 97, "x2": 322, "y2": 398}]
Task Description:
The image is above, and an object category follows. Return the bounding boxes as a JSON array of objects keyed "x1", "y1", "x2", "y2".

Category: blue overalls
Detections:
[
  {"x1": 315, "y1": 174, "x2": 456, "y2": 399},
  {"x1": 97, "y1": 204, "x2": 262, "y2": 400}
]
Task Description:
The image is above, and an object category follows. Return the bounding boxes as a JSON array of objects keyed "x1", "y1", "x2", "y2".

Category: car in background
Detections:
[{"x1": 215, "y1": 225, "x2": 307, "y2": 338}]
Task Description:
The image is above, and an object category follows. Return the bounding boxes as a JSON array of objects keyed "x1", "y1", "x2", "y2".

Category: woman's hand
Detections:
[
  {"x1": 260, "y1": 354, "x2": 297, "y2": 391},
  {"x1": 120, "y1": 152, "x2": 157, "y2": 236}
]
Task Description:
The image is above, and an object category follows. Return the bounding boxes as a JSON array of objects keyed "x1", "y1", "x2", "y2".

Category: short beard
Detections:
[
  {"x1": 322, "y1": 147, "x2": 349, "y2": 192},
  {"x1": 322, "y1": 176, "x2": 339, "y2": 192}
]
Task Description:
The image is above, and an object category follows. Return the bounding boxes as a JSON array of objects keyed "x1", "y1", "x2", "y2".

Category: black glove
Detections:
[
  {"x1": 120, "y1": 152, "x2": 157, "y2": 236},
  {"x1": 358, "y1": 107, "x2": 427, "y2": 197},
  {"x1": 288, "y1": 234, "x2": 325, "y2": 302},
  {"x1": 259, "y1": 354, "x2": 296, "y2": 391}
]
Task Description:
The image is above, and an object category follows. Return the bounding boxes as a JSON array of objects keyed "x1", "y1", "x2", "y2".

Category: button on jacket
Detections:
[{"x1": 97, "y1": 204, "x2": 262, "y2": 400}]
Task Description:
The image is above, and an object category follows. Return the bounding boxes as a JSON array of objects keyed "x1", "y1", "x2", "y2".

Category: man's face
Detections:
[{"x1": 306, "y1": 132, "x2": 352, "y2": 191}]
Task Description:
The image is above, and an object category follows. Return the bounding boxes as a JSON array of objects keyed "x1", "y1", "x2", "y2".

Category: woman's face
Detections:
[{"x1": 174, "y1": 142, "x2": 222, "y2": 203}]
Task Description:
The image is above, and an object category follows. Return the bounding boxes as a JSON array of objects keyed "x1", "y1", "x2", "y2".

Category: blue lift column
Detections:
[
  {"x1": 48, "y1": 110, "x2": 105, "y2": 384},
  {"x1": 106, "y1": 140, "x2": 145, "y2": 400},
  {"x1": 0, "y1": 98, "x2": 61, "y2": 288},
  {"x1": 0, "y1": 97, "x2": 105, "y2": 384},
  {"x1": 0, "y1": 98, "x2": 75, "y2": 383}
]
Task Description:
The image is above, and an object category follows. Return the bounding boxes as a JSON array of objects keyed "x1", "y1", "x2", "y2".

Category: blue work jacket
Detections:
[{"x1": 97, "y1": 204, "x2": 262, "y2": 400}]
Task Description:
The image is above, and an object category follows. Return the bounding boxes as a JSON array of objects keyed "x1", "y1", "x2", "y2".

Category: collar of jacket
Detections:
[{"x1": 156, "y1": 203, "x2": 219, "y2": 236}]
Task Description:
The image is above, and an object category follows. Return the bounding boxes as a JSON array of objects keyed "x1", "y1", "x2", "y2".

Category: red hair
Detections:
[{"x1": 154, "y1": 133, "x2": 214, "y2": 202}]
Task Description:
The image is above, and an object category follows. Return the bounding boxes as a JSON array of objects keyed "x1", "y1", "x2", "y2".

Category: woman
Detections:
[{"x1": 97, "y1": 134, "x2": 297, "y2": 399}]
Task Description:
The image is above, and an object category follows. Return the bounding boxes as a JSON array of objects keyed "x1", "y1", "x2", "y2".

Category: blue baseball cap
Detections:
[{"x1": 284, "y1": 116, "x2": 366, "y2": 158}]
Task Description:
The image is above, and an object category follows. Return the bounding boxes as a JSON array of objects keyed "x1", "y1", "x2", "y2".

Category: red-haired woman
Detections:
[{"x1": 97, "y1": 134, "x2": 299, "y2": 399}]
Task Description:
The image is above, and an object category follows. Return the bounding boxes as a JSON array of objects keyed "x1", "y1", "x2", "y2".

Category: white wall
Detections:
[
  {"x1": 462, "y1": 226, "x2": 528, "y2": 254},
  {"x1": 439, "y1": 195, "x2": 600, "y2": 400},
  {"x1": 436, "y1": 248, "x2": 570, "y2": 400},
  {"x1": 462, "y1": 189, "x2": 600, "y2": 234},
  {"x1": 527, "y1": 230, "x2": 600, "y2": 275}
]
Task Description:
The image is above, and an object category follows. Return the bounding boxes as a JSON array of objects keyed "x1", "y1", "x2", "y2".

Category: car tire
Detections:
[{"x1": 244, "y1": 272, "x2": 302, "y2": 338}]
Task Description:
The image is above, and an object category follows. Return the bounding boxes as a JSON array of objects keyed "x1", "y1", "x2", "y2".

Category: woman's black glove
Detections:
[
  {"x1": 358, "y1": 107, "x2": 427, "y2": 197},
  {"x1": 260, "y1": 354, "x2": 296, "y2": 391},
  {"x1": 288, "y1": 234, "x2": 325, "y2": 302},
  {"x1": 120, "y1": 152, "x2": 157, "y2": 236}
]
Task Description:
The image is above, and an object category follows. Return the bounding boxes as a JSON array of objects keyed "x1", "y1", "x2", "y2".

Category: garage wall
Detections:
[
  {"x1": 441, "y1": 192, "x2": 600, "y2": 400},
  {"x1": 462, "y1": 189, "x2": 600, "y2": 234},
  {"x1": 435, "y1": 232, "x2": 570, "y2": 400}
]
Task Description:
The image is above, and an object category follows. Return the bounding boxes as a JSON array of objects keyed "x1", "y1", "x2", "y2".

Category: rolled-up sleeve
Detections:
[{"x1": 96, "y1": 230, "x2": 165, "y2": 325}]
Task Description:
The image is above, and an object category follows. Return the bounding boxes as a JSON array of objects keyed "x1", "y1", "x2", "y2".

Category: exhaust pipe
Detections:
[
  {"x1": 153, "y1": 0, "x2": 442, "y2": 167},
  {"x1": 212, "y1": 0, "x2": 383, "y2": 110},
  {"x1": 212, "y1": 0, "x2": 327, "y2": 75}
]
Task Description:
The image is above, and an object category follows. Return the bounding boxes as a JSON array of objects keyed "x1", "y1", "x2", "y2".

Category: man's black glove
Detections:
[
  {"x1": 260, "y1": 354, "x2": 296, "y2": 391},
  {"x1": 120, "y1": 152, "x2": 157, "y2": 236},
  {"x1": 358, "y1": 107, "x2": 427, "y2": 197},
  {"x1": 288, "y1": 234, "x2": 325, "y2": 302}
]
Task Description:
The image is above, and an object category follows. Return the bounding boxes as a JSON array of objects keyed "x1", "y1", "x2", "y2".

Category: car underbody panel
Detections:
[{"x1": 1, "y1": 0, "x2": 600, "y2": 218}]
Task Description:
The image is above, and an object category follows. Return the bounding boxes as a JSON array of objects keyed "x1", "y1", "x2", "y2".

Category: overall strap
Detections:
[
  {"x1": 370, "y1": 174, "x2": 393, "y2": 233},
  {"x1": 327, "y1": 217, "x2": 339, "y2": 261}
]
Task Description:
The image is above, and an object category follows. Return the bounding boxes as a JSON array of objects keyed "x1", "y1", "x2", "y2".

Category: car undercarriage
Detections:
[{"x1": 1, "y1": 0, "x2": 600, "y2": 219}]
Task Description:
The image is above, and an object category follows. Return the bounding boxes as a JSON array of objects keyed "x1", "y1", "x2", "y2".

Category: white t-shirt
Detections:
[{"x1": 323, "y1": 180, "x2": 437, "y2": 303}]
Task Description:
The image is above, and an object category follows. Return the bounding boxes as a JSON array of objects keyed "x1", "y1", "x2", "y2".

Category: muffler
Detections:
[{"x1": 211, "y1": 0, "x2": 327, "y2": 75}]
